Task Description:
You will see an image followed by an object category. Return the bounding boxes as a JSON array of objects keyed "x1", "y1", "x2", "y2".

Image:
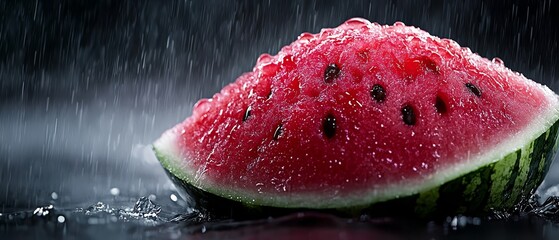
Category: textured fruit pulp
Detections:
[{"x1": 177, "y1": 20, "x2": 550, "y2": 197}]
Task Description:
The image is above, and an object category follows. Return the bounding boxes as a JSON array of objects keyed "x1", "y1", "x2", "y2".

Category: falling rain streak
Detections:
[{"x1": 1, "y1": 0, "x2": 559, "y2": 239}]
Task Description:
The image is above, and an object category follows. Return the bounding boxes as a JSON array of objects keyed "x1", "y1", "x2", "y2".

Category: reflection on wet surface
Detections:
[{"x1": 3, "y1": 188, "x2": 559, "y2": 239}]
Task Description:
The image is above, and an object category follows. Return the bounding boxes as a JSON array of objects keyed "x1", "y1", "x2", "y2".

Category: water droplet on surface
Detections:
[
  {"x1": 261, "y1": 63, "x2": 280, "y2": 77},
  {"x1": 255, "y1": 183, "x2": 265, "y2": 193},
  {"x1": 393, "y1": 21, "x2": 406, "y2": 27},
  {"x1": 298, "y1": 32, "x2": 313, "y2": 41},
  {"x1": 491, "y1": 57, "x2": 504, "y2": 66},
  {"x1": 57, "y1": 215, "x2": 66, "y2": 223},
  {"x1": 344, "y1": 18, "x2": 371, "y2": 26},
  {"x1": 256, "y1": 182, "x2": 264, "y2": 193},
  {"x1": 170, "y1": 194, "x2": 178, "y2": 202},
  {"x1": 281, "y1": 55, "x2": 296, "y2": 69},
  {"x1": 257, "y1": 54, "x2": 273, "y2": 65},
  {"x1": 51, "y1": 192, "x2": 58, "y2": 200}
]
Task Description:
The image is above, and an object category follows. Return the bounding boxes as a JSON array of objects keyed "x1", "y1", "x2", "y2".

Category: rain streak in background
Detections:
[{"x1": 1, "y1": 0, "x2": 559, "y2": 239}]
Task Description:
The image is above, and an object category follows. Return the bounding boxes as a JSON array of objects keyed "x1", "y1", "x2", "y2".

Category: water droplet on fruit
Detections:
[
  {"x1": 194, "y1": 98, "x2": 213, "y2": 112},
  {"x1": 281, "y1": 55, "x2": 296, "y2": 69},
  {"x1": 298, "y1": 32, "x2": 314, "y2": 42},
  {"x1": 402, "y1": 104, "x2": 417, "y2": 125},
  {"x1": 344, "y1": 18, "x2": 371, "y2": 26},
  {"x1": 257, "y1": 54, "x2": 273, "y2": 65},
  {"x1": 401, "y1": 57, "x2": 439, "y2": 80},
  {"x1": 393, "y1": 21, "x2": 406, "y2": 27},
  {"x1": 261, "y1": 63, "x2": 280, "y2": 77},
  {"x1": 273, "y1": 124, "x2": 283, "y2": 140},
  {"x1": 256, "y1": 183, "x2": 264, "y2": 193},
  {"x1": 370, "y1": 84, "x2": 386, "y2": 102},
  {"x1": 465, "y1": 83, "x2": 482, "y2": 97},
  {"x1": 324, "y1": 63, "x2": 340, "y2": 83},
  {"x1": 491, "y1": 57, "x2": 504, "y2": 66},
  {"x1": 323, "y1": 114, "x2": 337, "y2": 138},
  {"x1": 243, "y1": 106, "x2": 251, "y2": 121}
]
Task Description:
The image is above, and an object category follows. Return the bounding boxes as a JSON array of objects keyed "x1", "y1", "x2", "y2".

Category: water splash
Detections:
[
  {"x1": 491, "y1": 193, "x2": 559, "y2": 222},
  {"x1": 80, "y1": 197, "x2": 164, "y2": 223},
  {"x1": 3, "y1": 193, "x2": 559, "y2": 239},
  {"x1": 131, "y1": 196, "x2": 162, "y2": 219}
]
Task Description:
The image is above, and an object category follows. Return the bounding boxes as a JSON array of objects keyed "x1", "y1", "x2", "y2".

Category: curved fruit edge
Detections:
[{"x1": 153, "y1": 89, "x2": 559, "y2": 209}]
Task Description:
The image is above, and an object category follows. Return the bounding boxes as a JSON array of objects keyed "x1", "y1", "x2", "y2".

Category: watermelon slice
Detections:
[{"x1": 154, "y1": 18, "x2": 559, "y2": 216}]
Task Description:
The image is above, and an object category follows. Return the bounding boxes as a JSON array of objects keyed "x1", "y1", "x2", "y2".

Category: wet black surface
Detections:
[{"x1": 2, "y1": 0, "x2": 559, "y2": 239}]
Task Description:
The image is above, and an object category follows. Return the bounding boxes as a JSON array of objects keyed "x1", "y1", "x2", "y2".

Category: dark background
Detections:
[{"x1": 1, "y1": 0, "x2": 559, "y2": 213}]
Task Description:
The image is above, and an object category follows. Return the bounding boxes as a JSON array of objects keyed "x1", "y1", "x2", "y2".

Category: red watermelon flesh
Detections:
[{"x1": 154, "y1": 18, "x2": 559, "y2": 208}]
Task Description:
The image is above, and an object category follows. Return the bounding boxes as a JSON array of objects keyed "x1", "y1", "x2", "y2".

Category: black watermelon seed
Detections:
[
  {"x1": 465, "y1": 83, "x2": 482, "y2": 97},
  {"x1": 402, "y1": 105, "x2": 417, "y2": 126},
  {"x1": 370, "y1": 84, "x2": 386, "y2": 102},
  {"x1": 324, "y1": 63, "x2": 341, "y2": 83},
  {"x1": 435, "y1": 95, "x2": 447, "y2": 114},
  {"x1": 273, "y1": 124, "x2": 283, "y2": 140},
  {"x1": 323, "y1": 114, "x2": 337, "y2": 138},
  {"x1": 243, "y1": 106, "x2": 252, "y2": 121}
]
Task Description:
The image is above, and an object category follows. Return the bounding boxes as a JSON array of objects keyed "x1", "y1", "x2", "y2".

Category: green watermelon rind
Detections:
[{"x1": 153, "y1": 92, "x2": 559, "y2": 213}]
